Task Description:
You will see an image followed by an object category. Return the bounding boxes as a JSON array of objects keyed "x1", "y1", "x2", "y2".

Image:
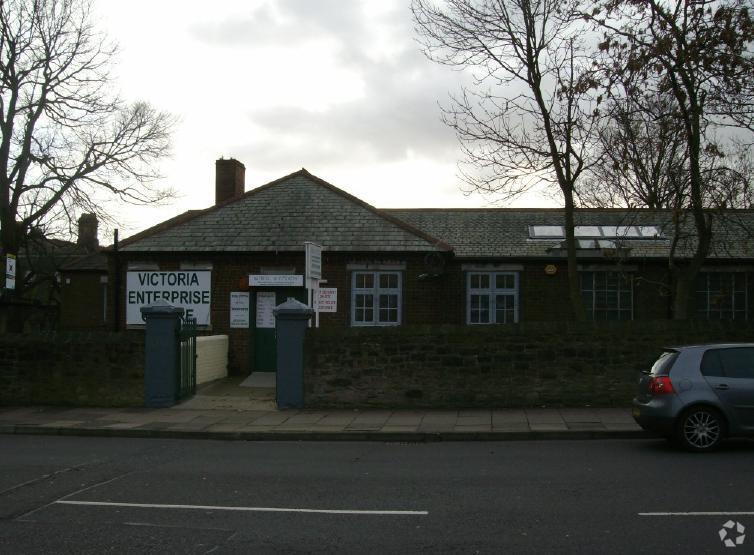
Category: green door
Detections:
[{"x1": 251, "y1": 287, "x2": 308, "y2": 372}]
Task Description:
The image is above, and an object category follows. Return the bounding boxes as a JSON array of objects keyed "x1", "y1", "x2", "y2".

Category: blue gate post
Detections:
[
  {"x1": 141, "y1": 303, "x2": 185, "y2": 408},
  {"x1": 274, "y1": 298, "x2": 314, "y2": 409}
]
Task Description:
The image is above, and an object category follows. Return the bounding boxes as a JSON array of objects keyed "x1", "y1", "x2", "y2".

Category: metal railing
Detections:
[{"x1": 177, "y1": 317, "x2": 197, "y2": 400}]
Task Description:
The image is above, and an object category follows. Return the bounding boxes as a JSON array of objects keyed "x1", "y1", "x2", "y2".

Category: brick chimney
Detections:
[
  {"x1": 215, "y1": 158, "x2": 246, "y2": 204},
  {"x1": 77, "y1": 213, "x2": 99, "y2": 252}
]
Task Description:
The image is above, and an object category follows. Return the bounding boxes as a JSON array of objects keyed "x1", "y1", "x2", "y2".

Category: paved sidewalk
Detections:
[{"x1": 0, "y1": 405, "x2": 646, "y2": 441}]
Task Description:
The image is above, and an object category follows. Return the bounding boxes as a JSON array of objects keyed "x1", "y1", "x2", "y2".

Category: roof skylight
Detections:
[{"x1": 529, "y1": 225, "x2": 664, "y2": 240}]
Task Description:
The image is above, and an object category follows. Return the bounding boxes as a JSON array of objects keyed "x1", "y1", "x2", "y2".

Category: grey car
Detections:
[{"x1": 632, "y1": 344, "x2": 754, "y2": 451}]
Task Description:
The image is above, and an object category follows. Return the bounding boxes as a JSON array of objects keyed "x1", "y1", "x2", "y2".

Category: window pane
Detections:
[
  {"x1": 356, "y1": 273, "x2": 373, "y2": 289},
  {"x1": 354, "y1": 294, "x2": 373, "y2": 323},
  {"x1": 378, "y1": 294, "x2": 398, "y2": 323},
  {"x1": 496, "y1": 274, "x2": 514, "y2": 289},
  {"x1": 696, "y1": 272, "x2": 748, "y2": 321},
  {"x1": 495, "y1": 294, "x2": 515, "y2": 324},
  {"x1": 379, "y1": 273, "x2": 398, "y2": 289},
  {"x1": 580, "y1": 271, "x2": 632, "y2": 320},
  {"x1": 470, "y1": 294, "x2": 490, "y2": 324}
]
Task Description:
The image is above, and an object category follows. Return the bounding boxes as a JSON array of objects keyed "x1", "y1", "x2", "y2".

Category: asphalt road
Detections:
[{"x1": 1, "y1": 435, "x2": 753, "y2": 554}]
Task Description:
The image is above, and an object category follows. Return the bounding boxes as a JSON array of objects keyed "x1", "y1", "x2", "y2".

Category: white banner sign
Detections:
[
  {"x1": 126, "y1": 271, "x2": 211, "y2": 326},
  {"x1": 5, "y1": 254, "x2": 16, "y2": 290},
  {"x1": 230, "y1": 292, "x2": 250, "y2": 328},
  {"x1": 317, "y1": 288, "x2": 337, "y2": 312},
  {"x1": 255, "y1": 291, "x2": 276, "y2": 328},
  {"x1": 249, "y1": 274, "x2": 303, "y2": 287}
]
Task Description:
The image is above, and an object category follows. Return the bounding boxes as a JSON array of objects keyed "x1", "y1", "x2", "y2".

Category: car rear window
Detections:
[
  {"x1": 650, "y1": 350, "x2": 678, "y2": 376},
  {"x1": 702, "y1": 347, "x2": 754, "y2": 379}
]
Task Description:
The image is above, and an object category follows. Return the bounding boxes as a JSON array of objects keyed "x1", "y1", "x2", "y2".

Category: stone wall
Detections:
[
  {"x1": 0, "y1": 332, "x2": 144, "y2": 407},
  {"x1": 304, "y1": 321, "x2": 754, "y2": 408}
]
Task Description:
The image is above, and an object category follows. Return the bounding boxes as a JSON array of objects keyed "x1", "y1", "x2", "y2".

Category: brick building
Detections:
[{"x1": 94, "y1": 158, "x2": 754, "y2": 375}]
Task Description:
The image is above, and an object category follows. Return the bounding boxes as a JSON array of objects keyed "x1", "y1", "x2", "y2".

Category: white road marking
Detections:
[
  {"x1": 639, "y1": 511, "x2": 754, "y2": 516},
  {"x1": 55, "y1": 500, "x2": 428, "y2": 516}
]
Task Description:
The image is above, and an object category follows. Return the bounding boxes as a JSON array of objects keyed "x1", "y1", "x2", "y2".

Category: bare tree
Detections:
[
  {"x1": 0, "y1": 0, "x2": 174, "y2": 271},
  {"x1": 589, "y1": 0, "x2": 754, "y2": 318},
  {"x1": 412, "y1": 0, "x2": 599, "y2": 320},
  {"x1": 580, "y1": 88, "x2": 688, "y2": 209}
]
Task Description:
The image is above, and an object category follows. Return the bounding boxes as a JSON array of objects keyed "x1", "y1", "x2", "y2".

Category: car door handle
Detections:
[{"x1": 715, "y1": 384, "x2": 730, "y2": 390}]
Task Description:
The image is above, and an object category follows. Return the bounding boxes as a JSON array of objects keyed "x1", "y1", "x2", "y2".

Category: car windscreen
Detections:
[{"x1": 650, "y1": 350, "x2": 678, "y2": 376}]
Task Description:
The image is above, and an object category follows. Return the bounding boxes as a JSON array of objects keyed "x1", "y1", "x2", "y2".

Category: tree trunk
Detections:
[{"x1": 564, "y1": 193, "x2": 586, "y2": 321}]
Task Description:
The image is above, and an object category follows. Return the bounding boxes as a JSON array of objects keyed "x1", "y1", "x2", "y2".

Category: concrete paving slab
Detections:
[
  {"x1": 421, "y1": 412, "x2": 459, "y2": 424},
  {"x1": 457, "y1": 416, "x2": 490, "y2": 426},
  {"x1": 525, "y1": 409, "x2": 566, "y2": 424},
  {"x1": 492, "y1": 410, "x2": 527, "y2": 423},
  {"x1": 316, "y1": 414, "x2": 357, "y2": 426},
  {"x1": 385, "y1": 415, "x2": 423, "y2": 426},
  {"x1": 284, "y1": 413, "x2": 326, "y2": 425},
  {"x1": 560, "y1": 409, "x2": 602, "y2": 423},
  {"x1": 350, "y1": 415, "x2": 391, "y2": 425},
  {"x1": 250, "y1": 414, "x2": 291, "y2": 425}
]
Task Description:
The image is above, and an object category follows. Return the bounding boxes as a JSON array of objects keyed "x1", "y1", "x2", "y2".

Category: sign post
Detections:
[{"x1": 304, "y1": 242, "x2": 322, "y2": 327}]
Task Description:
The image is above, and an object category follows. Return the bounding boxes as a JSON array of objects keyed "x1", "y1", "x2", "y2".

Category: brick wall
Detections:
[
  {"x1": 0, "y1": 332, "x2": 144, "y2": 407},
  {"x1": 304, "y1": 320, "x2": 754, "y2": 408}
]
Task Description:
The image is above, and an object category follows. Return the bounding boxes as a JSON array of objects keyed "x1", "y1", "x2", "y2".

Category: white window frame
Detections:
[
  {"x1": 466, "y1": 272, "x2": 519, "y2": 325},
  {"x1": 696, "y1": 272, "x2": 748, "y2": 320},
  {"x1": 351, "y1": 271, "x2": 402, "y2": 326},
  {"x1": 580, "y1": 270, "x2": 634, "y2": 320}
]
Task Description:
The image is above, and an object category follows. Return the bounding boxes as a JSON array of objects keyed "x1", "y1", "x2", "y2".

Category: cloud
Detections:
[
  {"x1": 190, "y1": 0, "x2": 370, "y2": 51},
  {"x1": 190, "y1": 1, "x2": 462, "y2": 168}
]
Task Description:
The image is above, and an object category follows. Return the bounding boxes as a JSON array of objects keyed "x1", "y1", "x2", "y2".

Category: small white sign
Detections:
[
  {"x1": 5, "y1": 254, "x2": 16, "y2": 290},
  {"x1": 230, "y1": 292, "x2": 250, "y2": 328},
  {"x1": 305, "y1": 242, "x2": 322, "y2": 280},
  {"x1": 255, "y1": 291, "x2": 276, "y2": 328},
  {"x1": 317, "y1": 288, "x2": 337, "y2": 312},
  {"x1": 249, "y1": 274, "x2": 303, "y2": 287}
]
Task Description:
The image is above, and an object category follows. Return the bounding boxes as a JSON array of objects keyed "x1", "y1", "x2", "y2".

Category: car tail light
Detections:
[{"x1": 648, "y1": 376, "x2": 675, "y2": 395}]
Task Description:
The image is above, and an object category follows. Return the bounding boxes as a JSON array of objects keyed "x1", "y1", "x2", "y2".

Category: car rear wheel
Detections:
[{"x1": 675, "y1": 407, "x2": 725, "y2": 452}]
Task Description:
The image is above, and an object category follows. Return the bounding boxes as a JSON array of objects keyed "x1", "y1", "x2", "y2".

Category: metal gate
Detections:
[{"x1": 177, "y1": 316, "x2": 197, "y2": 400}]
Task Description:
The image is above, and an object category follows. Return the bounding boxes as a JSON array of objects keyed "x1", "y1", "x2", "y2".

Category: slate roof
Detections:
[
  {"x1": 62, "y1": 251, "x2": 108, "y2": 271},
  {"x1": 119, "y1": 170, "x2": 450, "y2": 253},
  {"x1": 385, "y1": 208, "x2": 754, "y2": 259}
]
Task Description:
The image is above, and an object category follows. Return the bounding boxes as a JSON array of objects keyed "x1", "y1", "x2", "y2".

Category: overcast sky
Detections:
[{"x1": 94, "y1": 0, "x2": 558, "y2": 238}]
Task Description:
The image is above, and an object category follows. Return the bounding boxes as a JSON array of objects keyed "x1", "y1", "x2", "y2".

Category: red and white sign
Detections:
[{"x1": 317, "y1": 288, "x2": 337, "y2": 312}]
